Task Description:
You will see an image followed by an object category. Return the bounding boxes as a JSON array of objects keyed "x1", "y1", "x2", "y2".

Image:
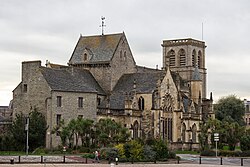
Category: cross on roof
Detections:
[{"x1": 100, "y1": 16, "x2": 106, "y2": 35}]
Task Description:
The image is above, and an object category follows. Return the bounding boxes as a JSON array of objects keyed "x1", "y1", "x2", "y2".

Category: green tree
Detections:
[
  {"x1": 77, "y1": 118, "x2": 94, "y2": 147},
  {"x1": 10, "y1": 112, "x2": 26, "y2": 151},
  {"x1": 28, "y1": 109, "x2": 48, "y2": 150},
  {"x1": 95, "y1": 118, "x2": 130, "y2": 146},
  {"x1": 240, "y1": 129, "x2": 250, "y2": 151},
  {"x1": 215, "y1": 95, "x2": 245, "y2": 125},
  {"x1": 10, "y1": 109, "x2": 48, "y2": 151},
  {"x1": 52, "y1": 119, "x2": 70, "y2": 147}
]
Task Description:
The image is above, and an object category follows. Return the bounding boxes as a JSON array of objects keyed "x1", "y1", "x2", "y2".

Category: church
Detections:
[{"x1": 12, "y1": 32, "x2": 214, "y2": 150}]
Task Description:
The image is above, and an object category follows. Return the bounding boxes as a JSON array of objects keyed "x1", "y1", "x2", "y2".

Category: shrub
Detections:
[
  {"x1": 219, "y1": 150, "x2": 241, "y2": 157},
  {"x1": 129, "y1": 140, "x2": 143, "y2": 161},
  {"x1": 200, "y1": 150, "x2": 216, "y2": 156},
  {"x1": 143, "y1": 145, "x2": 156, "y2": 161},
  {"x1": 168, "y1": 151, "x2": 176, "y2": 159},
  {"x1": 82, "y1": 153, "x2": 95, "y2": 159},
  {"x1": 240, "y1": 134, "x2": 250, "y2": 151},
  {"x1": 115, "y1": 144, "x2": 125, "y2": 159},
  {"x1": 152, "y1": 139, "x2": 168, "y2": 160},
  {"x1": 79, "y1": 147, "x2": 91, "y2": 153},
  {"x1": 240, "y1": 150, "x2": 250, "y2": 157},
  {"x1": 100, "y1": 147, "x2": 118, "y2": 161}
]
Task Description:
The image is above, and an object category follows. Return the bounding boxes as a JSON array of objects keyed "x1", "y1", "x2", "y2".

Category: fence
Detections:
[
  {"x1": 0, "y1": 155, "x2": 90, "y2": 164},
  {"x1": 177, "y1": 156, "x2": 250, "y2": 166},
  {"x1": 0, "y1": 155, "x2": 250, "y2": 166}
]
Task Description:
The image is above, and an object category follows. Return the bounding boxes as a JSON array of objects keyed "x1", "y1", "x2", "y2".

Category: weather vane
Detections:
[{"x1": 100, "y1": 16, "x2": 106, "y2": 35}]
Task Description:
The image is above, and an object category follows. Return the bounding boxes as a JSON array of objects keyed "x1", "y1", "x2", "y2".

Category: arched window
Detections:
[
  {"x1": 192, "y1": 124, "x2": 197, "y2": 143},
  {"x1": 179, "y1": 49, "x2": 186, "y2": 66},
  {"x1": 138, "y1": 96, "x2": 145, "y2": 110},
  {"x1": 152, "y1": 90, "x2": 158, "y2": 109},
  {"x1": 167, "y1": 50, "x2": 175, "y2": 67},
  {"x1": 192, "y1": 50, "x2": 196, "y2": 67},
  {"x1": 133, "y1": 120, "x2": 139, "y2": 139},
  {"x1": 182, "y1": 123, "x2": 186, "y2": 142},
  {"x1": 164, "y1": 118, "x2": 173, "y2": 141},
  {"x1": 198, "y1": 51, "x2": 202, "y2": 68}
]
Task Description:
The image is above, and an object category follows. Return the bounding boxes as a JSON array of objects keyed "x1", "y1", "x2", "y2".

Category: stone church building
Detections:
[{"x1": 12, "y1": 32, "x2": 214, "y2": 150}]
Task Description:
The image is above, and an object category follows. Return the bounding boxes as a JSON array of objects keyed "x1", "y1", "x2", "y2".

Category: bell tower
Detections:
[{"x1": 161, "y1": 38, "x2": 207, "y2": 98}]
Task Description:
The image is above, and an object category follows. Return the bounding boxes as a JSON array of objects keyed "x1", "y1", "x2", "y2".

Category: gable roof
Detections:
[
  {"x1": 107, "y1": 72, "x2": 165, "y2": 109},
  {"x1": 40, "y1": 67, "x2": 105, "y2": 95},
  {"x1": 69, "y1": 33, "x2": 123, "y2": 64}
]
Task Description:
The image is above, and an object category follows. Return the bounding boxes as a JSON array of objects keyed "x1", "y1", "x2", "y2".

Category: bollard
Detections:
[
  {"x1": 115, "y1": 157, "x2": 118, "y2": 165},
  {"x1": 199, "y1": 156, "x2": 201, "y2": 164},
  {"x1": 41, "y1": 155, "x2": 43, "y2": 163},
  {"x1": 220, "y1": 157, "x2": 223, "y2": 165},
  {"x1": 63, "y1": 155, "x2": 66, "y2": 163},
  {"x1": 10, "y1": 158, "x2": 14, "y2": 164},
  {"x1": 18, "y1": 156, "x2": 21, "y2": 163},
  {"x1": 85, "y1": 157, "x2": 87, "y2": 164},
  {"x1": 241, "y1": 158, "x2": 243, "y2": 166}
]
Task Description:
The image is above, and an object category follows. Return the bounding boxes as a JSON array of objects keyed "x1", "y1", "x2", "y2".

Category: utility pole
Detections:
[{"x1": 25, "y1": 116, "x2": 29, "y2": 156}]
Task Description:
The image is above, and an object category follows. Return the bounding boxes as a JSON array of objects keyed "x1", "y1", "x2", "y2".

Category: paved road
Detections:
[
  {"x1": 178, "y1": 154, "x2": 250, "y2": 166},
  {"x1": 0, "y1": 164, "x2": 242, "y2": 167}
]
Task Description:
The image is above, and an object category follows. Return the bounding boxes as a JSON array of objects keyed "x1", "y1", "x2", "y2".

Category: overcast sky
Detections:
[{"x1": 0, "y1": 0, "x2": 250, "y2": 106}]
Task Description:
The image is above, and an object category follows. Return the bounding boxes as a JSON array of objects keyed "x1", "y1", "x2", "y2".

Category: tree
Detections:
[
  {"x1": 240, "y1": 134, "x2": 250, "y2": 151},
  {"x1": 10, "y1": 112, "x2": 26, "y2": 151},
  {"x1": 77, "y1": 118, "x2": 94, "y2": 147},
  {"x1": 28, "y1": 109, "x2": 48, "y2": 150},
  {"x1": 10, "y1": 109, "x2": 48, "y2": 151},
  {"x1": 215, "y1": 95, "x2": 245, "y2": 125},
  {"x1": 95, "y1": 118, "x2": 130, "y2": 147}
]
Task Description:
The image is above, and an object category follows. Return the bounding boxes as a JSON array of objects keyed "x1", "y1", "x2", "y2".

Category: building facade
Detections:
[
  {"x1": 244, "y1": 99, "x2": 250, "y2": 129},
  {"x1": 12, "y1": 32, "x2": 214, "y2": 150}
]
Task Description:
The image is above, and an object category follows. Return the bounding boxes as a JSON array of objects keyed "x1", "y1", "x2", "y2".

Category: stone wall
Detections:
[
  {"x1": 47, "y1": 91, "x2": 97, "y2": 148},
  {"x1": 12, "y1": 61, "x2": 51, "y2": 118}
]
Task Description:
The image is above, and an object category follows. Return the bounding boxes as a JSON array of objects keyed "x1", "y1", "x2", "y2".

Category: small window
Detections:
[
  {"x1": 57, "y1": 96, "x2": 62, "y2": 107},
  {"x1": 23, "y1": 84, "x2": 27, "y2": 93},
  {"x1": 120, "y1": 50, "x2": 122, "y2": 59},
  {"x1": 78, "y1": 115, "x2": 83, "y2": 119},
  {"x1": 56, "y1": 114, "x2": 61, "y2": 126},
  {"x1": 56, "y1": 114, "x2": 61, "y2": 137},
  {"x1": 84, "y1": 53, "x2": 88, "y2": 61},
  {"x1": 138, "y1": 96, "x2": 145, "y2": 110},
  {"x1": 78, "y1": 97, "x2": 83, "y2": 108},
  {"x1": 97, "y1": 97, "x2": 101, "y2": 106},
  {"x1": 124, "y1": 51, "x2": 127, "y2": 61}
]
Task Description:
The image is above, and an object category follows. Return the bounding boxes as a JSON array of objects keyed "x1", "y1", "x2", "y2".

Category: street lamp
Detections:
[{"x1": 25, "y1": 116, "x2": 29, "y2": 156}]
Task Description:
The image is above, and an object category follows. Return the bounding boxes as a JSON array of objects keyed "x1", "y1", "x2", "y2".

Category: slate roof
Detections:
[
  {"x1": 108, "y1": 72, "x2": 165, "y2": 109},
  {"x1": 40, "y1": 67, "x2": 105, "y2": 95},
  {"x1": 69, "y1": 33, "x2": 123, "y2": 64}
]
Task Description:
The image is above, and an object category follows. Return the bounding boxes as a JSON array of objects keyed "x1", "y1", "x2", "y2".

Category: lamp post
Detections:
[{"x1": 25, "y1": 116, "x2": 29, "y2": 156}]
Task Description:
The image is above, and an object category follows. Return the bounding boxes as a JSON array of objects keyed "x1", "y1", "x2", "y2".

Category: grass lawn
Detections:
[{"x1": 0, "y1": 151, "x2": 26, "y2": 155}]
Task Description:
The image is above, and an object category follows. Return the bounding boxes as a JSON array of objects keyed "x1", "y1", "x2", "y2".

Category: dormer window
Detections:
[{"x1": 82, "y1": 48, "x2": 92, "y2": 62}]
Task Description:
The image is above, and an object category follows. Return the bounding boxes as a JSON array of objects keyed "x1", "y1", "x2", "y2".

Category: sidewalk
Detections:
[{"x1": 0, "y1": 164, "x2": 241, "y2": 167}]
